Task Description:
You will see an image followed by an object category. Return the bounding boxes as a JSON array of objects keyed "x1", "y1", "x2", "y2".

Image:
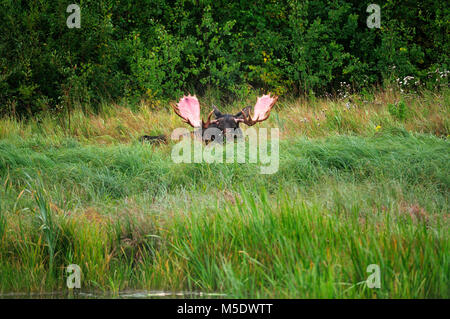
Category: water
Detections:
[{"x1": 0, "y1": 290, "x2": 227, "y2": 299}]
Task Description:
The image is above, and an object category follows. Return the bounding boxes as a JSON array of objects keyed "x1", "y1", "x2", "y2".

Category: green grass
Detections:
[{"x1": 0, "y1": 89, "x2": 448, "y2": 298}]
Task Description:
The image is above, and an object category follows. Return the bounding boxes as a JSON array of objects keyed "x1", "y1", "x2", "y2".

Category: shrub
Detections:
[{"x1": 0, "y1": 0, "x2": 448, "y2": 116}]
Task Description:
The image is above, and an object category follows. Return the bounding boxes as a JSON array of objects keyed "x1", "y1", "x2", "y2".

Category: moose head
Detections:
[{"x1": 173, "y1": 94, "x2": 278, "y2": 143}]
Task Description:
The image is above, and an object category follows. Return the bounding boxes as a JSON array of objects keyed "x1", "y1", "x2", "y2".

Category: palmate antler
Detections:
[
  {"x1": 237, "y1": 94, "x2": 278, "y2": 126},
  {"x1": 172, "y1": 95, "x2": 216, "y2": 129}
]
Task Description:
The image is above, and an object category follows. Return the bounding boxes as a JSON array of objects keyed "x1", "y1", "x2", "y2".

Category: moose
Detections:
[
  {"x1": 140, "y1": 94, "x2": 278, "y2": 144},
  {"x1": 172, "y1": 94, "x2": 278, "y2": 143}
]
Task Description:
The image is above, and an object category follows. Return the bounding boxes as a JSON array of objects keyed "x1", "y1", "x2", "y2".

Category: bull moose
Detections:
[
  {"x1": 141, "y1": 94, "x2": 278, "y2": 144},
  {"x1": 172, "y1": 94, "x2": 278, "y2": 143}
]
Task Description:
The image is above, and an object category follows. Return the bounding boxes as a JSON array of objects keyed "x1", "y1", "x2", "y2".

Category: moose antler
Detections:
[
  {"x1": 238, "y1": 94, "x2": 278, "y2": 126},
  {"x1": 173, "y1": 95, "x2": 217, "y2": 129}
]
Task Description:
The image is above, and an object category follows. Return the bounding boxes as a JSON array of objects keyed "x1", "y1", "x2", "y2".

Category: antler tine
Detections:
[
  {"x1": 202, "y1": 110, "x2": 215, "y2": 128},
  {"x1": 241, "y1": 107, "x2": 254, "y2": 126},
  {"x1": 255, "y1": 95, "x2": 278, "y2": 123},
  {"x1": 172, "y1": 102, "x2": 194, "y2": 127},
  {"x1": 242, "y1": 94, "x2": 278, "y2": 126},
  {"x1": 172, "y1": 103, "x2": 186, "y2": 122}
]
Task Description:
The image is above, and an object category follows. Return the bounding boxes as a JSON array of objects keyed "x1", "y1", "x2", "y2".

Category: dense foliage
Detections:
[{"x1": 1, "y1": 0, "x2": 448, "y2": 115}]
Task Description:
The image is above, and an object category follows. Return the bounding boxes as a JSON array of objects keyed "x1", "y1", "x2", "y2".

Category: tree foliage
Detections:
[{"x1": 0, "y1": 0, "x2": 448, "y2": 115}]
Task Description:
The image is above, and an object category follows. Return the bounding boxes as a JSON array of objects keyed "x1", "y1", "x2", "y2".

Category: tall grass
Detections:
[
  {"x1": 163, "y1": 187, "x2": 448, "y2": 298},
  {"x1": 33, "y1": 188, "x2": 58, "y2": 272},
  {"x1": 0, "y1": 88, "x2": 448, "y2": 298},
  {"x1": 0, "y1": 88, "x2": 448, "y2": 144}
]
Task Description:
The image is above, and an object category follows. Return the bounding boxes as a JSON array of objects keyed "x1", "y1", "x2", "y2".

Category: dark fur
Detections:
[
  {"x1": 140, "y1": 105, "x2": 251, "y2": 144},
  {"x1": 138, "y1": 135, "x2": 167, "y2": 144}
]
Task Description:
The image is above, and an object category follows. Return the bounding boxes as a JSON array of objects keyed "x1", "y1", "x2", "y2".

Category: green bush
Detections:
[
  {"x1": 0, "y1": 0, "x2": 448, "y2": 116},
  {"x1": 388, "y1": 100, "x2": 409, "y2": 121}
]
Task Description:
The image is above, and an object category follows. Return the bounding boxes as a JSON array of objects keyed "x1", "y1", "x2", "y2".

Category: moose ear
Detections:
[
  {"x1": 234, "y1": 106, "x2": 251, "y2": 119},
  {"x1": 212, "y1": 104, "x2": 223, "y2": 118}
]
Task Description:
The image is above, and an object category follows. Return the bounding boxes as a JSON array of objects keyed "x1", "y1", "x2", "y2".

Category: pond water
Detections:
[{"x1": 0, "y1": 290, "x2": 227, "y2": 299}]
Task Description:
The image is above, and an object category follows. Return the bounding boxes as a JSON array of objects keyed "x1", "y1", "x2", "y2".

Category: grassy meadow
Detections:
[{"x1": 0, "y1": 88, "x2": 449, "y2": 298}]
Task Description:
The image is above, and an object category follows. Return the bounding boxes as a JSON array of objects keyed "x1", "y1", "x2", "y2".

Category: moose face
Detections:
[
  {"x1": 205, "y1": 106, "x2": 246, "y2": 142},
  {"x1": 173, "y1": 94, "x2": 278, "y2": 143},
  {"x1": 214, "y1": 114, "x2": 240, "y2": 131}
]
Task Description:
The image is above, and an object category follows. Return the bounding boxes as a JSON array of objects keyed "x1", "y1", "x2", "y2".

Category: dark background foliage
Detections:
[{"x1": 0, "y1": 0, "x2": 448, "y2": 115}]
